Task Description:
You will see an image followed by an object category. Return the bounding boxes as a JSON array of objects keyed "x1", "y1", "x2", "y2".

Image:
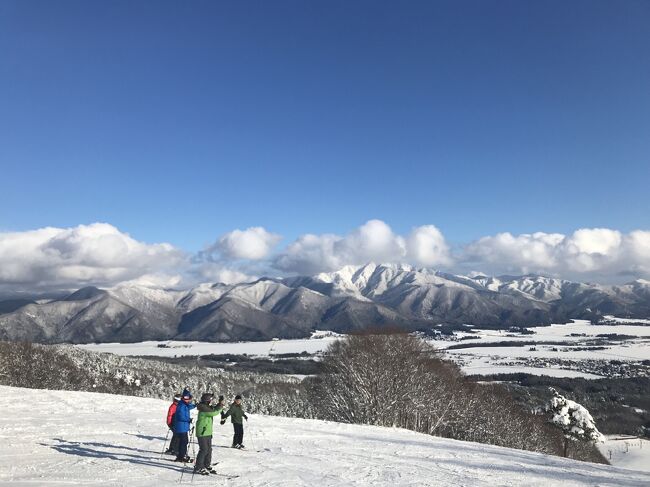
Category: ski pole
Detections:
[
  {"x1": 179, "y1": 437, "x2": 191, "y2": 484},
  {"x1": 179, "y1": 427, "x2": 194, "y2": 483},
  {"x1": 179, "y1": 455, "x2": 187, "y2": 483},
  {"x1": 247, "y1": 418, "x2": 257, "y2": 451},
  {"x1": 160, "y1": 428, "x2": 171, "y2": 460},
  {"x1": 190, "y1": 426, "x2": 197, "y2": 483},
  {"x1": 190, "y1": 425, "x2": 196, "y2": 458}
]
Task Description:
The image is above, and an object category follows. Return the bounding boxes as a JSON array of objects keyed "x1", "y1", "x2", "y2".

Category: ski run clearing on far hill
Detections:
[{"x1": 1, "y1": 386, "x2": 648, "y2": 486}]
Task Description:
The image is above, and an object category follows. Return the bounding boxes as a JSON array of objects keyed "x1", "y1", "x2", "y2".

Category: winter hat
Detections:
[
  {"x1": 200, "y1": 393, "x2": 214, "y2": 403},
  {"x1": 182, "y1": 388, "x2": 192, "y2": 400},
  {"x1": 234, "y1": 394, "x2": 242, "y2": 400},
  {"x1": 173, "y1": 394, "x2": 182, "y2": 401}
]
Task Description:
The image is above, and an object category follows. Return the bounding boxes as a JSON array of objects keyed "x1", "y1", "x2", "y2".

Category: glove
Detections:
[
  {"x1": 220, "y1": 419, "x2": 226, "y2": 425},
  {"x1": 244, "y1": 415, "x2": 248, "y2": 421},
  {"x1": 218, "y1": 395, "x2": 224, "y2": 402}
]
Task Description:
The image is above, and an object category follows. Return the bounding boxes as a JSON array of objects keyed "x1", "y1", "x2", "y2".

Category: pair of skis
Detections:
[
  {"x1": 216, "y1": 445, "x2": 263, "y2": 452},
  {"x1": 212, "y1": 472, "x2": 240, "y2": 480},
  {"x1": 174, "y1": 459, "x2": 240, "y2": 481}
]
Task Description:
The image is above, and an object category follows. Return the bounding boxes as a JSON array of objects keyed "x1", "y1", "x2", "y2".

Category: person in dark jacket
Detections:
[
  {"x1": 221, "y1": 394, "x2": 248, "y2": 449},
  {"x1": 165, "y1": 393, "x2": 182, "y2": 455},
  {"x1": 172, "y1": 388, "x2": 196, "y2": 462},
  {"x1": 193, "y1": 393, "x2": 224, "y2": 475}
]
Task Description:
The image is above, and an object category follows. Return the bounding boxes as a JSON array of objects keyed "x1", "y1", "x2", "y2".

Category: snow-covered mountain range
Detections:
[{"x1": 1, "y1": 263, "x2": 650, "y2": 344}]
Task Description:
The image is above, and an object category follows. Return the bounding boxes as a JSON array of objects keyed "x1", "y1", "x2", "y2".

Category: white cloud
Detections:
[
  {"x1": 627, "y1": 230, "x2": 650, "y2": 260},
  {"x1": 464, "y1": 232, "x2": 563, "y2": 274},
  {"x1": 341, "y1": 219, "x2": 406, "y2": 263},
  {"x1": 566, "y1": 228, "x2": 622, "y2": 255},
  {"x1": 117, "y1": 273, "x2": 184, "y2": 289},
  {"x1": 2, "y1": 222, "x2": 650, "y2": 291},
  {"x1": 623, "y1": 230, "x2": 650, "y2": 275},
  {"x1": 274, "y1": 220, "x2": 452, "y2": 274},
  {"x1": 0, "y1": 223, "x2": 185, "y2": 291},
  {"x1": 274, "y1": 220, "x2": 409, "y2": 274},
  {"x1": 213, "y1": 227, "x2": 282, "y2": 260},
  {"x1": 462, "y1": 227, "x2": 650, "y2": 280},
  {"x1": 274, "y1": 233, "x2": 343, "y2": 274},
  {"x1": 406, "y1": 225, "x2": 452, "y2": 267},
  {"x1": 192, "y1": 262, "x2": 255, "y2": 285}
]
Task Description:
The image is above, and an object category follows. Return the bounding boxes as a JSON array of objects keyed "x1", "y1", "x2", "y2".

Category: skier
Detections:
[
  {"x1": 165, "y1": 393, "x2": 181, "y2": 455},
  {"x1": 172, "y1": 388, "x2": 196, "y2": 462},
  {"x1": 221, "y1": 394, "x2": 248, "y2": 449},
  {"x1": 193, "y1": 393, "x2": 225, "y2": 476}
]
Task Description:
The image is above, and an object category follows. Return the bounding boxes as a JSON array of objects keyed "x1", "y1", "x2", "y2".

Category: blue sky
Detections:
[{"x1": 0, "y1": 1, "x2": 649, "y2": 286}]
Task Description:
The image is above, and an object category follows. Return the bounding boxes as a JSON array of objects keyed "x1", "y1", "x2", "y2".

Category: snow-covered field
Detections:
[
  {"x1": 434, "y1": 320, "x2": 650, "y2": 349},
  {"x1": 77, "y1": 319, "x2": 650, "y2": 379},
  {"x1": 439, "y1": 320, "x2": 650, "y2": 378},
  {"x1": 1, "y1": 386, "x2": 649, "y2": 487},
  {"x1": 77, "y1": 335, "x2": 339, "y2": 358},
  {"x1": 602, "y1": 316, "x2": 650, "y2": 325},
  {"x1": 456, "y1": 362, "x2": 605, "y2": 379}
]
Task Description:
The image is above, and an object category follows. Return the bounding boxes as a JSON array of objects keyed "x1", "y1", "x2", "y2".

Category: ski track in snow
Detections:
[{"x1": 1, "y1": 386, "x2": 649, "y2": 486}]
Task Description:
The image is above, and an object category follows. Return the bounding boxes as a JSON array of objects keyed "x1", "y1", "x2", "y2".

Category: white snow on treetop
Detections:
[{"x1": 549, "y1": 388, "x2": 604, "y2": 443}]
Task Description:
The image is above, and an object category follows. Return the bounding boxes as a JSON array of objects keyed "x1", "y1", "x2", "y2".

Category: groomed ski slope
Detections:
[{"x1": 0, "y1": 386, "x2": 648, "y2": 487}]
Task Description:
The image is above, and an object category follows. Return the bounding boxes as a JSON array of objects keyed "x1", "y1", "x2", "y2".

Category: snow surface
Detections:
[
  {"x1": 602, "y1": 316, "x2": 650, "y2": 325},
  {"x1": 445, "y1": 343, "x2": 650, "y2": 361},
  {"x1": 434, "y1": 320, "x2": 650, "y2": 348},
  {"x1": 76, "y1": 320, "x2": 649, "y2": 379},
  {"x1": 77, "y1": 336, "x2": 339, "y2": 358},
  {"x1": 1, "y1": 386, "x2": 649, "y2": 487},
  {"x1": 459, "y1": 362, "x2": 605, "y2": 379},
  {"x1": 438, "y1": 320, "x2": 650, "y2": 376},
  {"x1": 598, "y1": 436, "x2": 650, "y2": 473}
]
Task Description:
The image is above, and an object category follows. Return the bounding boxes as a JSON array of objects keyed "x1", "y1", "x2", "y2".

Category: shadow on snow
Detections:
[
  {"x1": 44, "y1": 437, "x2": 185, "y2": 473},
  {"x1": 124, "y1": 432, "x2": 167, "y2": 442}
]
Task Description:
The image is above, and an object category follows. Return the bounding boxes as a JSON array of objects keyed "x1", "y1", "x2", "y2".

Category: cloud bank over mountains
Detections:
[
  {"x1": 0, "y1": 223, "x2": 185, "y2": 291},
  {"x1": 1, "y1": 220, "x2": 649, "y2": 292},
  {"x1": 462, "y1": 228, "x2": 650, "y2": 279},
  {"x1": 274, "y1": 220, "x2": 451, "y2": 274}
]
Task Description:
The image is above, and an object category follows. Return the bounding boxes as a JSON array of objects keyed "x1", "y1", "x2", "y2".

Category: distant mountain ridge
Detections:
[{"x1": 1, "y1": 263, "x2": 649, "y2": 344}]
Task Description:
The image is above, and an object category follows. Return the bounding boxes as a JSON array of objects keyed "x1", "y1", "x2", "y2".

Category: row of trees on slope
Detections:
[{"x1": 0, "y1": 341, "x2": 305, "y2": 417}]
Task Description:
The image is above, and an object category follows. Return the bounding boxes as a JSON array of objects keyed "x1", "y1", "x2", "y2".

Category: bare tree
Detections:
[{"x1": 305, "y1": 330, "x2": 573, "y2": 459}]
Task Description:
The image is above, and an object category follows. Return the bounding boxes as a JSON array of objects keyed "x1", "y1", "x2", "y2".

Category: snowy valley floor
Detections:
[{"x1": 1, "y1": 386, "x2": 649, "y2": 487}]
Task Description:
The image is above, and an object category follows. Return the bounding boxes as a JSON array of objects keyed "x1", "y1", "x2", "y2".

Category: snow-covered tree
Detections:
[{"x1": 547, "y1": 387, "x2": 604, "y2": 457}]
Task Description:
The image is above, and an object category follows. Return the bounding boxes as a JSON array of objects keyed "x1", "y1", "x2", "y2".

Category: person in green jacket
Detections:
[
  {"x1": 194, "y1": 393, "x2": 224, "y2": 475},
  {"x1": 221, "y1": 394, "x2": 248, "y2": 449}
]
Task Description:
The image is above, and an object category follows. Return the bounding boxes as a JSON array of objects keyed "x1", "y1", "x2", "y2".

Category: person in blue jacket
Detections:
[{"x1": 172, "y1": 388, "x2": 196, "y2": 462}]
